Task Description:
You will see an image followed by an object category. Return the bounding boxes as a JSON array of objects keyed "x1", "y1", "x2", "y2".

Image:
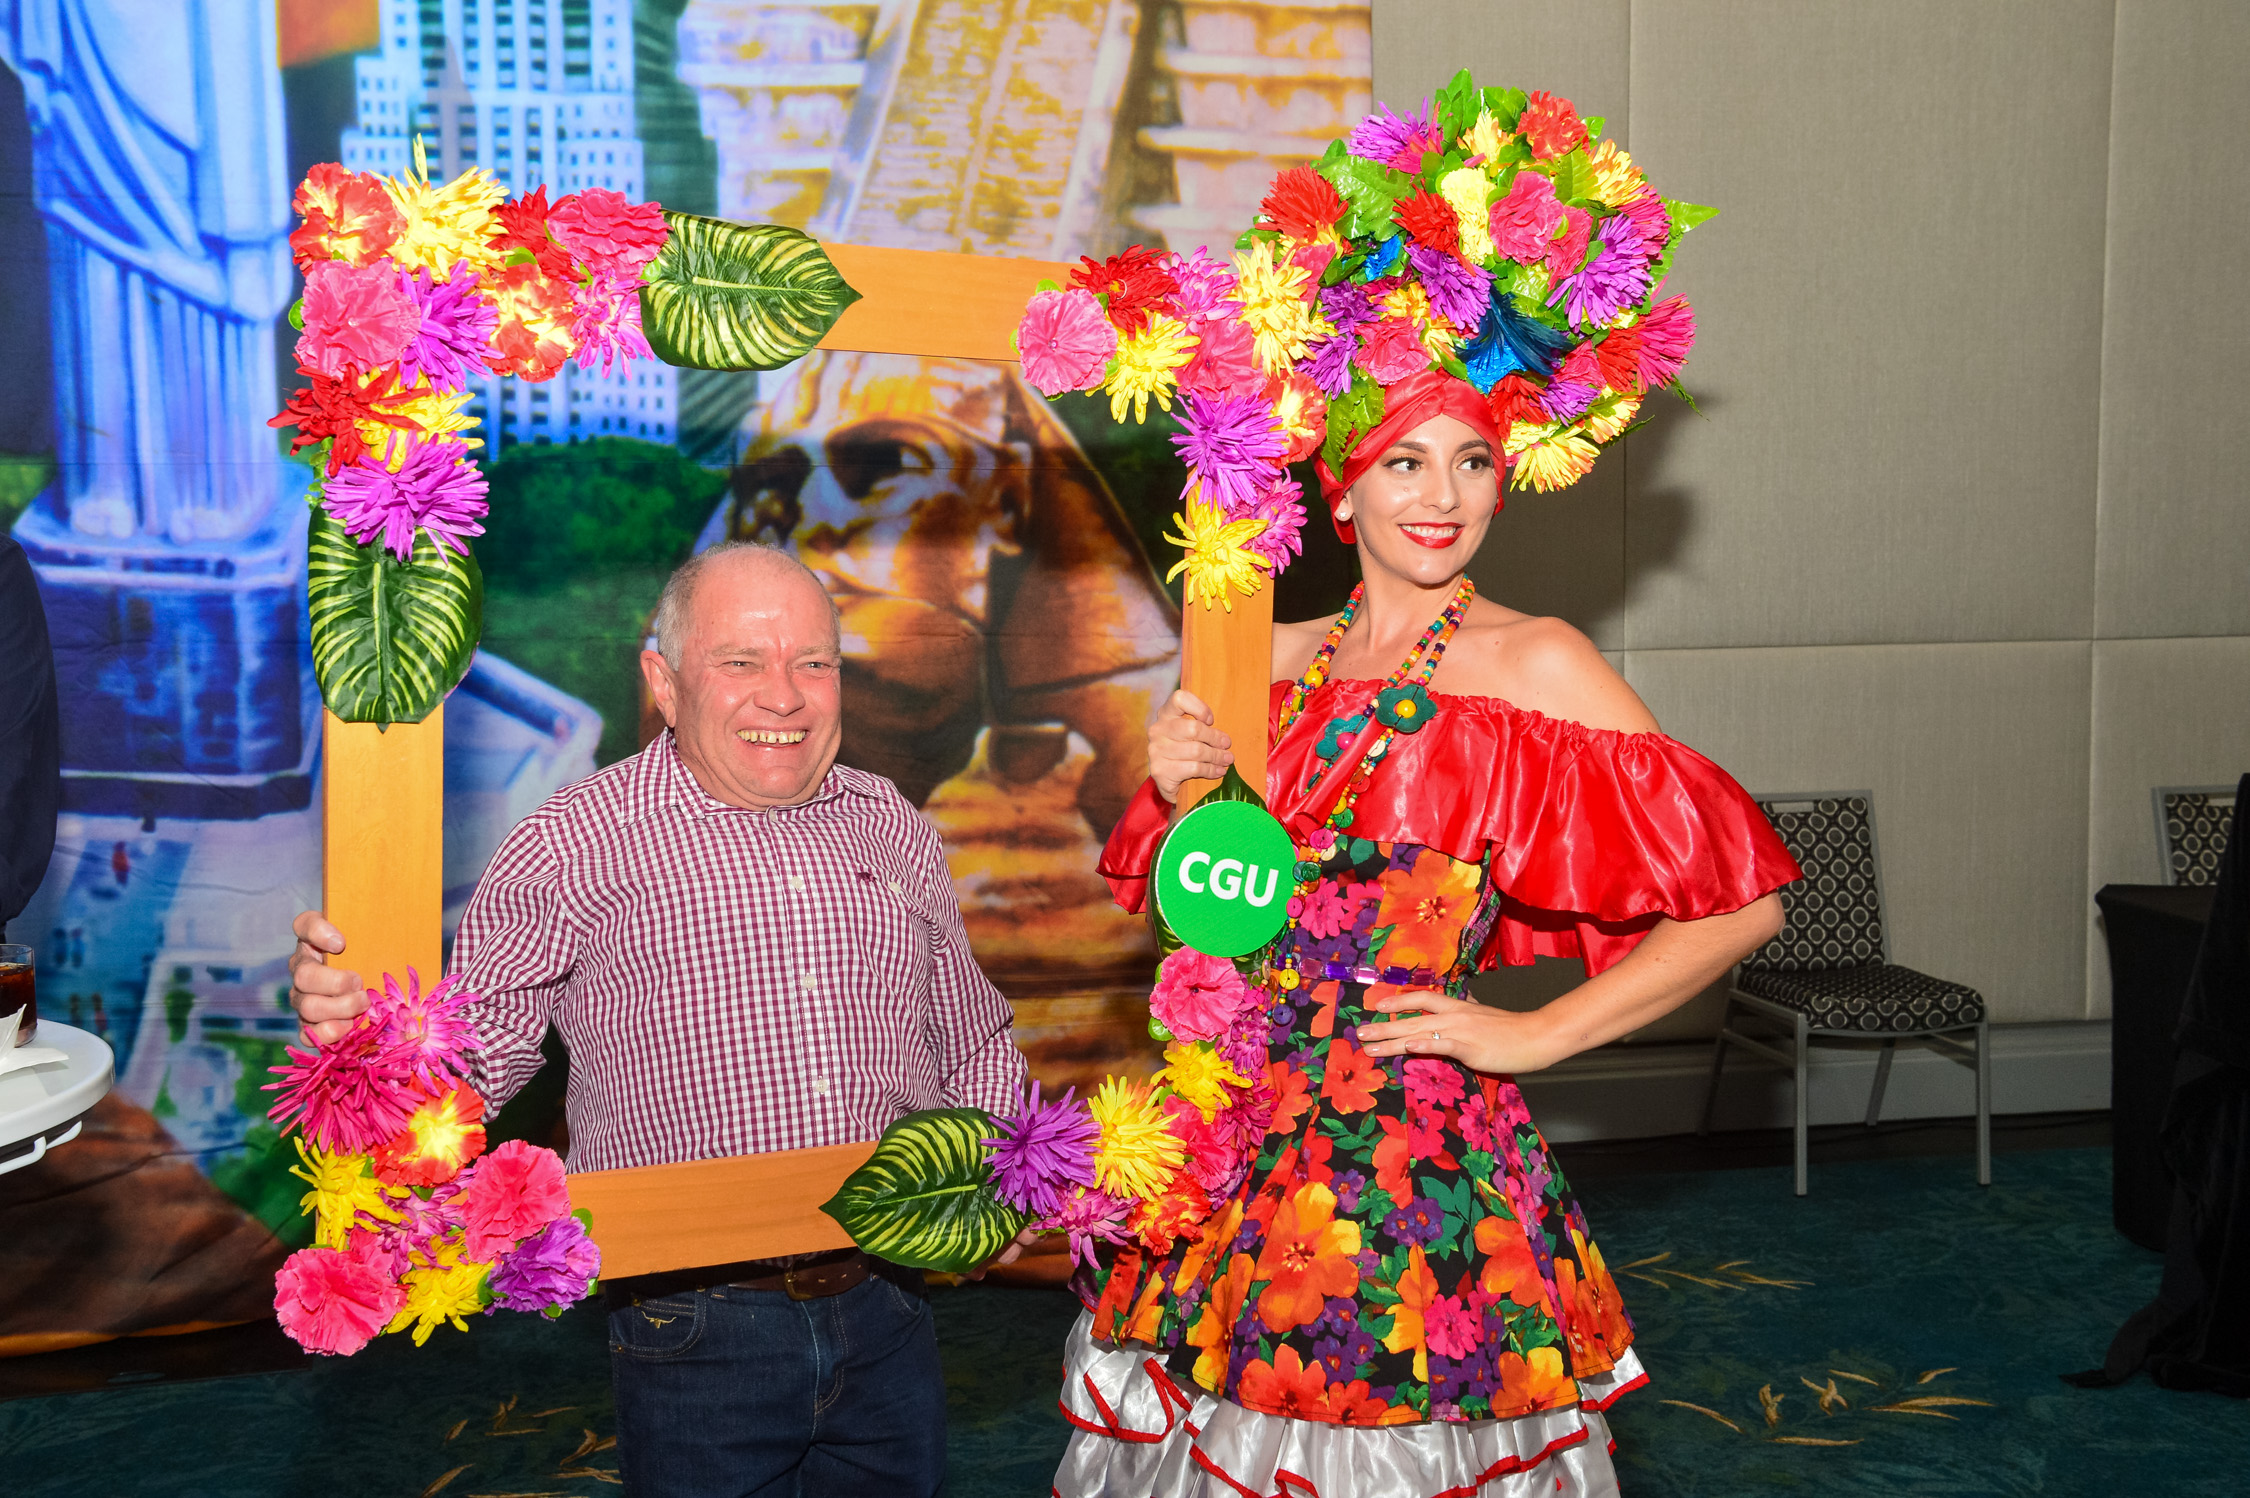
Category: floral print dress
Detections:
[{"x1": 1059, "y1": 676, "x2": 1800, "y2": 1497}]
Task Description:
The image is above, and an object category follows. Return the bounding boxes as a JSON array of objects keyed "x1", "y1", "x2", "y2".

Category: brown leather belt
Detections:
[
  {"x1": 604, "y1": 1248, "x2": 876, "y2": 1307},
  {"x1": 727, "y1": 1249, "x2": 871, "y2": 1300}
]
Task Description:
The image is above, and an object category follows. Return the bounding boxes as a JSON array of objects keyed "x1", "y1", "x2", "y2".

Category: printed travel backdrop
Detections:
[{"x1": 0, "y1": 0, "x2": 1370, "y2": 1351}]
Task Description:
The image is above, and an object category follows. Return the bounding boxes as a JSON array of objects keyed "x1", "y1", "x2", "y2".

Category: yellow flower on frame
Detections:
[
  {"x1": 384, "y1": 137, "x2": 505, "y2": 280},
  {"x1": 1088, "y1": 1076, "x2": 1186, "y2": 1201},
  {"x1": 1164, "y1": 499, "x2": 1272, "y2": 611},
  {"x1": 290, "y1": 1138, "x2": 401, "y2": 1251},
  {"x1": 386, "y1": 1233, "x2": 491, "y2": 1346},
  {"x1": 1464, "y1": 109, "x2": 1511, "y2": 166},
  {"x1": 1154, "y1": 1040, "x2": 1250, "y2": 1123},
  {"x1": 1103, "y1": 314, "x2": 1197, "y2": 424}
]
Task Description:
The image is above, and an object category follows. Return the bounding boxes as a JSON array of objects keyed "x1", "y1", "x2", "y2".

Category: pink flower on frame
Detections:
[
  {"x1": 273, "y1": 1241, "x2": 404, "y2": 1356},
  {"x1": 1016, "y1": 288, "x2": 1117, "y2": 395},
  {"x1": 295, "y1": 259, "x2": 419, "y2": 378},
  {"x1": 458, "y1": 1138, "x2": 572, "y2": 1261},
  {"x1": 1149, "y1": 949, "x2": 1260, "y2": 1043}
]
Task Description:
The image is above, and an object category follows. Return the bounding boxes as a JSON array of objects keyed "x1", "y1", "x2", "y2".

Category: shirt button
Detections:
[
  {"x1": 787, "y1": 874, "x2": 806, "y2": 893},
  {"x1": 887, "y1": 880, "x2": 902, "y2": 893},
  {"x1": 801, "y1": 971, "x2": 817, "y2": 995},
  {"x1": 810, "y1": 1076, "x2": 831, "y2": 1098}
]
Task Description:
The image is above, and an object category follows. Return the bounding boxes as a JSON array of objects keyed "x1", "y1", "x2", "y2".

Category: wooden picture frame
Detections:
[{"x1": 325, "y1": 244, "x2": 1271, "y2": 1276}]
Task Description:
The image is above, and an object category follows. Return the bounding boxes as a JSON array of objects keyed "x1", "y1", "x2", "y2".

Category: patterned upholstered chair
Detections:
[
  {"x1": 2155, "y1": 785, "x2": 2238, "y2": 887},
  {"x1": 1697, "y1": 793, "x2": 1991, "y2": 1196}
]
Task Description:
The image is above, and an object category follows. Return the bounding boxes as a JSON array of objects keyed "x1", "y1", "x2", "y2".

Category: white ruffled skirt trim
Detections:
[{"x1": 1049, "y1": 1312, "x2": 1644, "y2": 1498}]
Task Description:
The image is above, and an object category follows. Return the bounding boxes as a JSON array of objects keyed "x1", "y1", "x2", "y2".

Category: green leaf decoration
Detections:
[
  {"x1": 307, "y1": 509, "x2": 483, "y2": 727},
  {"x1": 1666, "y1": 198, "x2": 1720, "y2": 234},
  {"x1": 638, "y1": 212, "x2": 861, "y2": 371},
  {"x1": 1583, "y1": 115, "x2": 1606, "y2": 141},
  {"x1": 1321, "y1": 152, "x2": 1415, "y2": 241},
  {"x1": 820, "y1": 1108, "x2": 1028, "y2": 1273}
]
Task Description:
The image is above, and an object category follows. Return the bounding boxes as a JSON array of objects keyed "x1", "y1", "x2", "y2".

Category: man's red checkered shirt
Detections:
[{"x1": 455, "y1": 731, "x2": 1026, "y2": 1173}]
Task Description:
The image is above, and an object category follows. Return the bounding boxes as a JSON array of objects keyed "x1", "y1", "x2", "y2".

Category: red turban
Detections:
[{"x1": 1313, "y1": 367, "x2": 1506, "y2": 544}]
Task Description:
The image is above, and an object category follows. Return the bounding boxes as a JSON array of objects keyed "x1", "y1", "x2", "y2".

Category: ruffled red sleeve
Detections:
[
  {"x1": 1097, "y1": 776, "x2": 1171, "y2": 914},
  {"x1": 1096, "y1": 681, "x2": 1801, "y2": 975}
]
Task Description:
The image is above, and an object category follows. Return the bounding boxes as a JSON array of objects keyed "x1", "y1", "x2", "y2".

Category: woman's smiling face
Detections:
[{"x1": 1335, "y1": 413, "x2": 1501, "y2": 585}]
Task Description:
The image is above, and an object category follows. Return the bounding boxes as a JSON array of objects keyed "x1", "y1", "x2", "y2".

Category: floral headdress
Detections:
[{"x1": 1015, "y1": 71, "x2": 1711, "y2": 605}]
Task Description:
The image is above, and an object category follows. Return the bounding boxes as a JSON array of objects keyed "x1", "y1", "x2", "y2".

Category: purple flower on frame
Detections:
[
  {"x1": 396, "y1": 268, "x2": 498, "y2": 391},
  {"x1": 984, "y1": 1080, "x2": 1099, "y2": 1216},
  {"x1": 1405, "y1": 242, "x2": 1492, "y2": 330},
  {"x1": 1163, "y1": 246, "x2": 1240, "y2": 324},
  {"x1": 322, "y1": 438, "x2": 490, "y2": 560},
  {"x1": 486, "y1": 1212, "x2": 601, "y2": 1314},
  {"x1": 1171, "y1": 390, "x2": 1288, "y2": 511},
  {"x1": 1539, "y1": 376, "x2": 1598, "y2": 423},
  {"x1": 1301, "y1": 333, "x2": 1357, "y2": 398},
  {"x1": 1320, "y1": 281, "x2": 1377, "y2": 336}
]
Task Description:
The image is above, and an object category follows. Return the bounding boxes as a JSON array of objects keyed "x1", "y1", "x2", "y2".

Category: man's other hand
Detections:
[{"x1": 289, "y1": 910, "x2": 367, "y2": 1046}]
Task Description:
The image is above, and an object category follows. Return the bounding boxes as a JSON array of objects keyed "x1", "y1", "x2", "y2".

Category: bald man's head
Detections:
[{"x1": 639, "y1": 542, "x2": 846, "y2": 809}]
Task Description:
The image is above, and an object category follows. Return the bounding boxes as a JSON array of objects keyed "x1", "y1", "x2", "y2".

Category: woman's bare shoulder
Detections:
[
  {"x1": 1271, "y1": 614, "x2": 1337, "y2": 682},
  {"x1": 1437, "y1": 606, "x2": 1659, "y2": 734}
]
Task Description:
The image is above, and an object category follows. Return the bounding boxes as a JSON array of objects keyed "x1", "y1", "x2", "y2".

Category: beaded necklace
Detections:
[{"x1": 1271, "y1": 576, "x2": 1476, "y2": 960}]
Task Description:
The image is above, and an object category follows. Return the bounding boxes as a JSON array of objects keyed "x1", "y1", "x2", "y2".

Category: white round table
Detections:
[{"x1": 0, "y1": 1020, "x2": 115, "y2": 1177}]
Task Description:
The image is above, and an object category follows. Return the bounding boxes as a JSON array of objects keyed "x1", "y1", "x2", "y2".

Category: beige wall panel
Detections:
[
  {"x1": 1622, "y1": 641, "x2": 2093, "y2": 1026},
  {"x1": 2095, "y1": 1, "x2": 2250, "y2": 639},
  {"x1": 2085, "y1": 636, "x2": 2250, "y2": 1016},
  {"x1": 1375, "y1": 0, "x2": 1632, "y2": 642},
  {"x1": 1372, "y1": 0, "x2": 1630, "y2": 137},
  {"x1": 1620, "y1": 1, "x2": 2110, "y2": 650}
]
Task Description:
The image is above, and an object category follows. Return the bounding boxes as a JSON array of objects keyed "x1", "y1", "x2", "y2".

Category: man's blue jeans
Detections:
[{"x1": 607, "y1": 1271, "x2": 946, "y2": 1497}]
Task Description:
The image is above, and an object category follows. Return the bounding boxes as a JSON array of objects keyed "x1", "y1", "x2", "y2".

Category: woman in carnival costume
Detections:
[{"x1": 1015, "y1": 76, "x2": 1802, "y2": 1498}]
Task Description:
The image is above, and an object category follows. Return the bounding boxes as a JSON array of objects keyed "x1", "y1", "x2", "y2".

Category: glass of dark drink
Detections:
[{"x1": 0, "y1": 944, "x2": 32, "y2": 1046}]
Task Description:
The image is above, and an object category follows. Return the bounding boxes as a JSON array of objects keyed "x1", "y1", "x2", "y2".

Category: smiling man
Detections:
[{"x1": 286, "y1": 541, "x2": 1027, "y2": 1498}]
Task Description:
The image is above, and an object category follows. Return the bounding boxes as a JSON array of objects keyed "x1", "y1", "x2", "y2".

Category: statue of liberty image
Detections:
[{"x1": 1, "y1": 0, "x2": 309, "y2": 814}]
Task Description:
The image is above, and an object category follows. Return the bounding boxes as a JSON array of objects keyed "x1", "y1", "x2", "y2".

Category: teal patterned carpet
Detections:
[{"x1": 2, "y1": 1146, "x2": 2241, "y2": 1497}]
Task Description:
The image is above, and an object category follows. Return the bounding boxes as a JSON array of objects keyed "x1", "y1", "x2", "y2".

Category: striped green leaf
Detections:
[
  {"x1": 820, "y1": 1108, "x2": 1027, "y2": 1273},
  {"x1": 307, "y1": 510, "x2": 482, "y2": 727},
  {"x1": 639, "y1": 213, "x2": 861, "y2": 371}
]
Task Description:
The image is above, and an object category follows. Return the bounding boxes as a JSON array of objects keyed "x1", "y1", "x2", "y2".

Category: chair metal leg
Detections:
[
  {"x1": 1975, "y1": 1020, "x2": 1991, "y2": 1186},
  {"x1": 1865, "y1": 1038, "x2": 1896, "y2": 1127},
  {"x1": 1699, "y1": 1008, "x2": 1733, "y2": 1137},
  {"x1": 1793, "y1": 1014, "x2": 1810, "y2": 1197}
]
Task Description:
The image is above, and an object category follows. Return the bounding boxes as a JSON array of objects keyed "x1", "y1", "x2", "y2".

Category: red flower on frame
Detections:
[
  {"x1": 268, "y1": 367, "x2": 422, "y2": 475},
  {"x1": 489, "y1": 186, "x2": 578, "y2": 281},
  {"x1": 1070, "y1": 246, "x2": 1179, "y2": 336}
]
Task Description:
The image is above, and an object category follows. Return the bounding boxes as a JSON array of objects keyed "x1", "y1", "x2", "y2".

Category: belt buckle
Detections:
[{"x1": 783, "y1": 1266, "x2": 819, "y2": 1301}]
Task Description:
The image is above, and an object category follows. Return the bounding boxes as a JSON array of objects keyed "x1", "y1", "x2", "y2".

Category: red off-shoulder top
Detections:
[{"x1": 1098, "y1": 678, "x2": 1802, "y2": 975}]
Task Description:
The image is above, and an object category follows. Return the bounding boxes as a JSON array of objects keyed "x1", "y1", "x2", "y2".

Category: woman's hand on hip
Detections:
[
  {"x1": 1358, "y1": 990, "x2": 1562, "y2": 1076},
  {"x1": 1149, "y1": 688, "x2": 1233, "y2": 804}
]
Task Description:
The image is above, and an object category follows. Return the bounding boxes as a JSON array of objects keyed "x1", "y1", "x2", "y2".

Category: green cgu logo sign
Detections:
[{"x1": 1154, "y1": 797, "x2": 1297, "y2": 958}]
